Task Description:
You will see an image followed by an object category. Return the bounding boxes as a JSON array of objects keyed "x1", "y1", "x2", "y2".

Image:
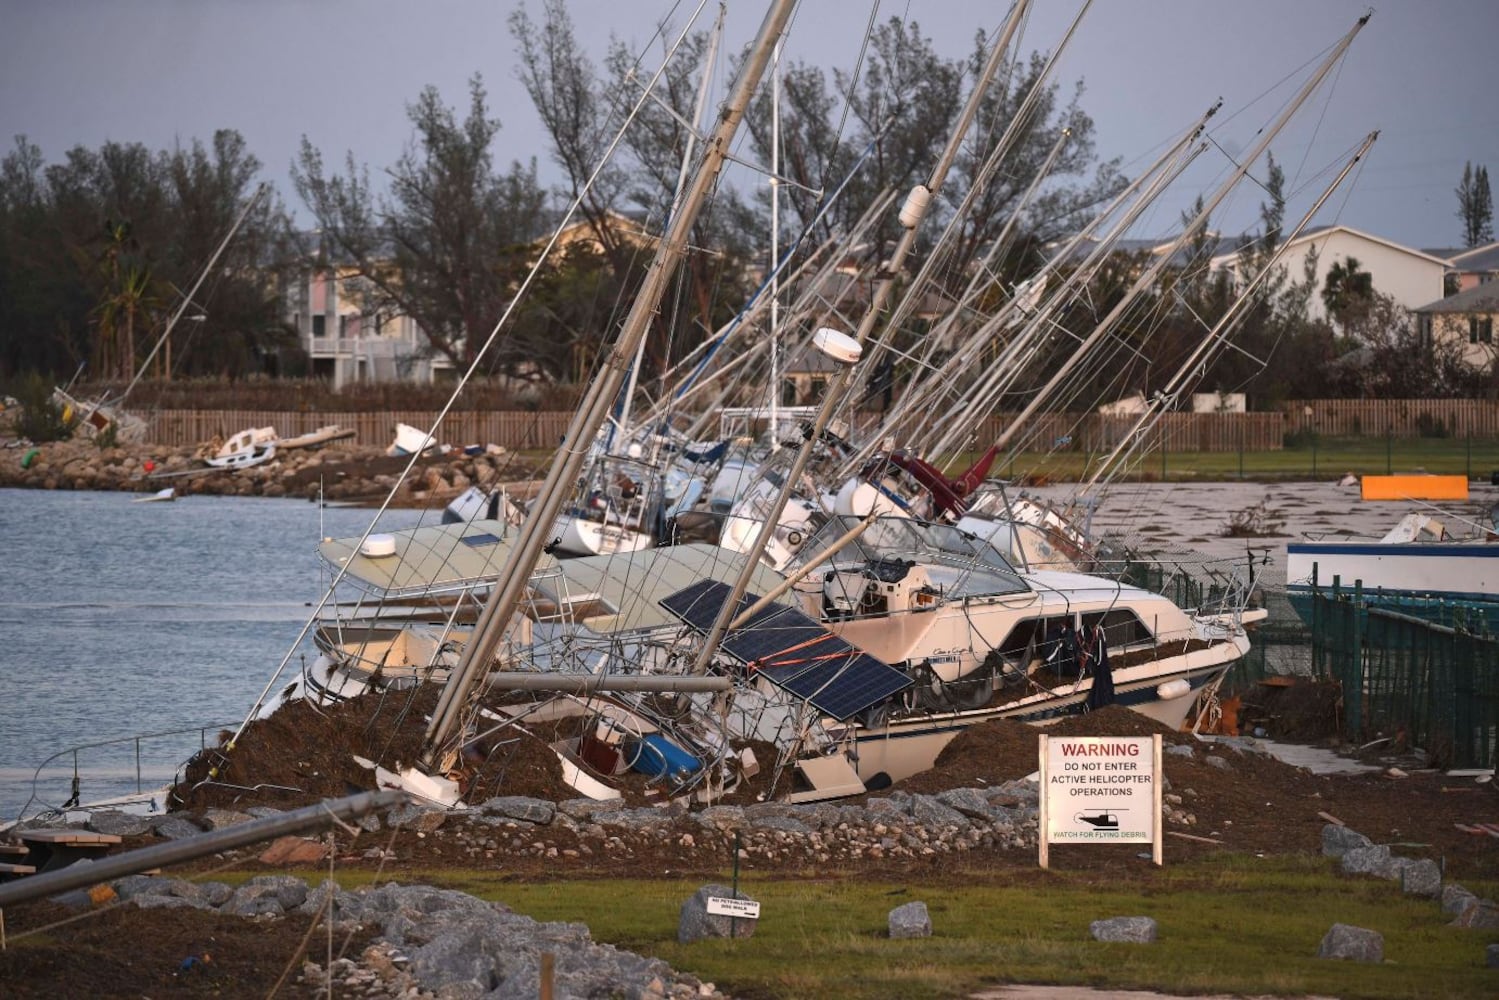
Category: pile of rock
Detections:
[
  {"x1": 370, "y1": 785, "x2": 1041, "y2": 869},
  {"x1": 0, "y1": 438, "x2": 532, "y2": 506},
  {"x1": 101, "y1": 875, "x2": 723, "y2": 999}
]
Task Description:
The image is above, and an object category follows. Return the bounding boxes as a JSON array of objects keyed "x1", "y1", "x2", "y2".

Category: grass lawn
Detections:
[
  {"x1": 975, "y1": 436, "x2": 1499, "y2": 484},
  {"x1": 358, "y1": 855, "x2": 1499, "y2": 1000}
]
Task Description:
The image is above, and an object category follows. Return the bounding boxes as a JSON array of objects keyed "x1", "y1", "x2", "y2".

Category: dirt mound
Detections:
[{"x1": 174, "y1": 688, "x2": 572, "y2": 811}]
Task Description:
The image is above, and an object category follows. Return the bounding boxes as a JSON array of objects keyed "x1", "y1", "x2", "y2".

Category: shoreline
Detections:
[{"x1": 0, "y1": 437, "x2": 543, "y2": 509}]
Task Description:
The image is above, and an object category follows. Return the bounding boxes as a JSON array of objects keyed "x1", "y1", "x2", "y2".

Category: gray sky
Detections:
[{"x1": 3, "y1": 0, "x2": 1496, "y2": 251}]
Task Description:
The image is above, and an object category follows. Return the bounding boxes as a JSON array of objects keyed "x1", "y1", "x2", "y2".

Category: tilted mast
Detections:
[{"x1": 420, "y1": 0, "x2": 800, "y2": 769}]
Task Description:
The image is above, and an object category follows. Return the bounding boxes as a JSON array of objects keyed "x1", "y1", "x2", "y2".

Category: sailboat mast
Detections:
[
  {"x1": 769, "y1": 34, "x2": 782, "y2": 448},
  {"x1": 119, "y1": 182, "x2": 268, "y2": 406},
  {"x1": 421, "y1": 0, "x2": 801, "y2": 766},
  {"x1": 618, "y1": 3, "x2": 725, "y2": 447},
  {"x1": 1077, "y1": 130, "x2": 1381, "y2": 495},
  {"x1": 687, "y1": 0, "x2": 1034, "y2": 676},
  {"x1": 988, "y1": 12, "x2": 1370, "y2": 455}
]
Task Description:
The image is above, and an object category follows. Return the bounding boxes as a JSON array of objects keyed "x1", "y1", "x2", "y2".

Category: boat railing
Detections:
[{"x1": 9, "y1": 722, "x2": 237, "y2": 827}]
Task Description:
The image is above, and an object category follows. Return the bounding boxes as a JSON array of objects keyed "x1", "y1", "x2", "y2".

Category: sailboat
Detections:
[{"x1": 214, "y1": 4, "x2": 1378, "y2": 814}]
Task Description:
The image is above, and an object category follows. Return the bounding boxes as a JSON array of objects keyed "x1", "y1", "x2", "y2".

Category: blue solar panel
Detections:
[{"x1": 661, "y1": 580, "x2": 913, "y2": 721}]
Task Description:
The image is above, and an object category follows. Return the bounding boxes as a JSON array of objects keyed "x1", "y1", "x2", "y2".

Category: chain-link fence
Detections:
[{"x1": 1306, "y1": 592, "x2": 1499, "y2": 769}]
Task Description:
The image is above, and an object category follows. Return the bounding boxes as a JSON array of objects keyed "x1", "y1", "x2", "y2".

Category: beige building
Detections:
[
  {"x1": 1413, "y1": 281, "x2": 1499, "y2": 368},
  {"x1": 1210, "y1": 224, "x2": 1449, "y2": 321}
]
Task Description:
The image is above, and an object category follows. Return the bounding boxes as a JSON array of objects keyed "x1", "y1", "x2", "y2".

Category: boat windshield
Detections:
[{"x1": 787, "y1": 515, "x2": 1030, "y2": 597}]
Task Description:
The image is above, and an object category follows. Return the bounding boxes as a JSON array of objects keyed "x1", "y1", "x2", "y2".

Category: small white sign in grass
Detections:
[
  {"x1": 706, "y1": 896, "x2": 761, "y2": 920},
  {"x1": 1038, "y1": 733, "x2": 1162, "y2": 868}
]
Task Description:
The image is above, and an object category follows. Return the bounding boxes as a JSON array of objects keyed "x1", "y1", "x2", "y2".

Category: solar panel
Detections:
[{"x1": 661, "y1": 579, "x2": 913, "y2": 721}]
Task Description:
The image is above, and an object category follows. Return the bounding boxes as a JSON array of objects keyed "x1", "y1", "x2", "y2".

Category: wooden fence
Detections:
[
  {"x1": 1281, "y1": 399, "x2": 1499, "y2": 438},
  {"x1": 141, "y1": 408, "x2": 1289, "y2": 453},
  {"x1": 146, "y1": 410, "x2": 574, "y2": 451}
]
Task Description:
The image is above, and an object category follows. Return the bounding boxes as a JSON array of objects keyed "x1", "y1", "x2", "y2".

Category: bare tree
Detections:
[{"x1": 292, "y1": 76, "x2": 549, "y2": 371}]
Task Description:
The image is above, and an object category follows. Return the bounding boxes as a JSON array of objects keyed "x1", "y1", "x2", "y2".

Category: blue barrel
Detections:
[{"x1": 627, "y1": 734, "x2": 701, "y2": 780}]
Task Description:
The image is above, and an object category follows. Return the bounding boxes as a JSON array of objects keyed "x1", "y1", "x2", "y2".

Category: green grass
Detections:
[
  {"x1": 959, "y1": 436, "x2": 1499, "y2": 484},
  {"x1": 316, "y1": 855, "x2": 1499, "y2": 999}
]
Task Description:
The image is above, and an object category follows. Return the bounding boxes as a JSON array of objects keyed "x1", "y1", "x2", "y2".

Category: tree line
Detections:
[{"x1": 1, "y1": 0, "x2": 1493, "y2": 408}]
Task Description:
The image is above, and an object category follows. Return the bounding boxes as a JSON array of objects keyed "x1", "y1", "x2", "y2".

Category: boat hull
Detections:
[
  {"x1": 1286, "y1": 540, "x2": 1499, "y2": 608},
  {"x1": 823, "y1": 638, "x2": 1244, "y2": 790}
]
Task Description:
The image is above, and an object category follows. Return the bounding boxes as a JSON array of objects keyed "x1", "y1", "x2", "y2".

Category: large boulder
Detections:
[
  {"x1": 1317, "y1": 923, "x2": 1383, "y2": 963},
  {"x1": 1090, "y1": 916, "x2": 1158, "y2": 943},
  {"x1": 1396, "y1": 857, "x2": 1442, "y2": 898},
  {"x1": 678, "y1": 884, "x2": 757, "y2": 943},
  {"x1": 888, "y1": 901, "x2": 932, "y2": 939},
  {"x1": 1320, "y1": 823, "x2": 1373, "y2": 858}
]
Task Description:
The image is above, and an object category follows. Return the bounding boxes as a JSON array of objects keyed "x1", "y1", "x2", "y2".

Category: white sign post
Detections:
[
  {"x1": 705, "y1": 896, "x2": 761, "y2": 920},
  {"x1": 1038, "y1": 733, "x2": 1162, "y2": 868}
]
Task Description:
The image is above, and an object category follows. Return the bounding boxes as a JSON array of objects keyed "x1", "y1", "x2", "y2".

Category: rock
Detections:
[
  {"x1": 86, "y1": 809, "x2": 154, "y2": 838},
  {"x1": 387, "y1": 802, "x2": 449, "y2": 832},
  {"x1": 1450, "y1": 897, "x2": 1499, "y2": 929},
  {"x1": 888, "y1": 901, "x2": 932, "y2": 939},
  {"x1": 557, "y1": 798, "x2": 625, "y2": 821},
  {"x1": 1441, "y1": 883, "x2": 1477, "y2": 917},
  {"x1": 934, "y1": 788, "x2": 993, "y2": 820},
  {"x1": 751, "y1": 815, "x2": 812, "y2": 836},
  {"x1": 478, "y1": 795, "x2": 556, "y2": 826},
  {"x1": 908, "y1": 795, "x2": 970, "y2": 830},
  {"x1": 1339, "y1": 844, "x2": 1393, "y2": 877},
  {"x1": 200, "y1": 807, "x2": 256, "y2": 831},
  {"x1": 1320, "y1": 823, "x2": 1373, "y2": 858},
  {"x1": 1396, "y1": 857, "x2": 1441, "y2": 897},
  {"x1": 692, "y1": 805, "x2": 746, "y2": 831},
  {"x1": 1089, "y1": 916, "x2": 1157, "y2": 943},
  {"x1": 1316, "y1": 923, "x2": 1383, "y2": 963},
  {"x1": 151, "y1": 815, "x2": 206, "y2": 840},
  {"x1": 222, "y1": 874, "x2": 310, "y2": 917},
  {"x1": 678, "y1": 885, "x2": 756, "y2": 942}
]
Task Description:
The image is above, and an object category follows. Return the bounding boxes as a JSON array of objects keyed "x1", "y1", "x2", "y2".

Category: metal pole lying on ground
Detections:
[{"x1": 0, "y1": 790, "x2": 407, "y2": 909}]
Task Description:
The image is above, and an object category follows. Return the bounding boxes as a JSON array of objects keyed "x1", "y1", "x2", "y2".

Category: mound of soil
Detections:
[{"x1": 7, "y1": 692, "x2": 1499, "y2": 1000}]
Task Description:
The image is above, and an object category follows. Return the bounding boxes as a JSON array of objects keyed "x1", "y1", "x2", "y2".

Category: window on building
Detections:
[
  {"x1": 312, "y1": 314, "x2": 326, "y2": 337},
  {"x1": 1419, "y1": 314, "x2": 1433, "y2": 349},
  {"x1": 1470, "y1": 316, "x2": 1494, "y2": 344}
]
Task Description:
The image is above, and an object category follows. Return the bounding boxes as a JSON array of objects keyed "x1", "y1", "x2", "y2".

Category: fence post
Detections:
[
  {"x1": 1238, "y1": 422, "x2": 1245, "y2": 479},
  {"x1": 1386, "y1": 428, "x2": 1392, "y2": 474}
]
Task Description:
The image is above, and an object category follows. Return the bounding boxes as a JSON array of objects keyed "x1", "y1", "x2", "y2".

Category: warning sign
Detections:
[{"x1": 1038, "y1": 734, "x2": 1162, "y2": 866}]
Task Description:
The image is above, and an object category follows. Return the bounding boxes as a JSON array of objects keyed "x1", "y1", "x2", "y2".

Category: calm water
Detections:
[{"x1": 0, "y1": 488, "x2": 428, "y2": 821}]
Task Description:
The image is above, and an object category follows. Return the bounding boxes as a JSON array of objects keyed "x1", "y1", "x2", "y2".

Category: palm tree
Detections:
[
  {"x1": 91, "y1": 220, "x2": 160, "y2": 381},
  {"x1": 1321, "y1": 256, "x2": 1373, "y2": 324}
]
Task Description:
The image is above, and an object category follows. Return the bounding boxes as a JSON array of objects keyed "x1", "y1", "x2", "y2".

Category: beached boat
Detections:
[
  {"x1": 277, "y1": 424, "x2": 354, "y2": 450},
  {"x1": 662, "y1": 513, "x2": 1263, "y2": 800},
  {"x1": 1286, "y1": 510, "x2": 1499, "y2": 622},
  {"x1": 132, "y1": 487, "x2": 176, "y2": 503},
  {"x1": 204, "y1": 427, "x2": 277, "y2": 469}
]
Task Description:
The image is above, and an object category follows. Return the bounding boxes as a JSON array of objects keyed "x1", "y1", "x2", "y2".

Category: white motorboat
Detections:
[
  {"x1": 1286, "y1": 510, "x2": 1499, "y2": 619},
  {"x1": 204, "y1": 426, "x2": 277, "y2": 469},
  {"x1": 664, "y1": 514, "x2": 1264, "y2": 800}
]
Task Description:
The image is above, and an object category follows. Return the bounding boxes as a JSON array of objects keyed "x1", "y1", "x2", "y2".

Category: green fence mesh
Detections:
[{"x1": 1307, "y1": 590, "x2": 1499, "y2": 769}]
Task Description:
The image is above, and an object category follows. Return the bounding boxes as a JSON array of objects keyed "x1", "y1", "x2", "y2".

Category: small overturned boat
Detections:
[
  {"x1": 132, "y1": 487, "x2": 176, "y2": 503},
  {"x1": 204, "y1": 427, "x2": 277, "y2": 470}
]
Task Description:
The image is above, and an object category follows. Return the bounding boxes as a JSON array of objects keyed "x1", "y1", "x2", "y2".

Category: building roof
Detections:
[
  {"x1": 1446, "y1": 241, "x2": 1499, "y2": 272},
  {"x1": 1413, "y1": 280, "x2": 1499, "y2": 314},
  {"x1": 1218, "y1": 224, "x2": 1451, "y2": 268}
]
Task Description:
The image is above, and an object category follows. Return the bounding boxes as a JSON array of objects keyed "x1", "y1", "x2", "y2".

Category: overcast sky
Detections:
[{"x1": 3, "y1": 0, "x2": 1496, "y2": 251}]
